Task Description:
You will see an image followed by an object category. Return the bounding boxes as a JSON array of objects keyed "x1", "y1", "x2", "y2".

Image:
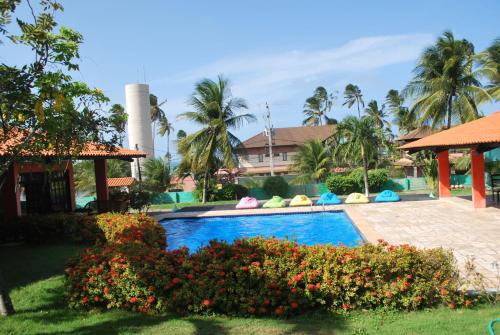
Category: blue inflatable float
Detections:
[
  {"x1": 375, "y1": 190, "x2": 400, "y2": 202},
  {"x1": 316, "y1": 192, "x2": 342, "y2": 205}
]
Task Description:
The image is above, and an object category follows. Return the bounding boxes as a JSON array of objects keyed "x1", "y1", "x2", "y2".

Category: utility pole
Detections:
[{"x1": 265, "y1": 103, "x2": 275, "y2": 176}]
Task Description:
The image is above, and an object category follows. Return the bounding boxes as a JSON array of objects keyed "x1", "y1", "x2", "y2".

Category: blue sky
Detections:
[{"x1": 3, "y1": 0, "x2": 500, "y2": 160}]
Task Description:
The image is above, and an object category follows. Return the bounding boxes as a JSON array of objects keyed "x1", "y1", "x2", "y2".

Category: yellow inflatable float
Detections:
[
  {"x1": 345, "y1": 192, "x2": 369, "y2": 204},
  {"x1": 289, "y1": 195, "x2": 313, "y2": 207}
]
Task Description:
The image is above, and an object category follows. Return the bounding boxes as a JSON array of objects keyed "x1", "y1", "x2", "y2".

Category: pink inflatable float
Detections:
[{"x1": 235, "y1": 197, "x2": 259, "y2": 209}]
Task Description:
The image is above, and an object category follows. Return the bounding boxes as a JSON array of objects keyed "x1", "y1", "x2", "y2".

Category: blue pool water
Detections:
[{"x1": 161, "y1": 211, "x2": 364, "y2": 251}]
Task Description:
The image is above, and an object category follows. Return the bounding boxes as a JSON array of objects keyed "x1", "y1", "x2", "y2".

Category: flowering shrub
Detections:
[
  {"x1": 96, "y1": 213, "x2": 166, "y2": 248},
  {"x1": 66, "y1": 230, "x2": 467, "y2": 316}
]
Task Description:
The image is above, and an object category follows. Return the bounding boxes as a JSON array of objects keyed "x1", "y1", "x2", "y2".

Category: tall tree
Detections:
[
  {"x1": 478, "y1": 38, "x2": 500, "y2": 101},
  {"x1": 109, "y1": 104, "x2": 127, "y2": 146},
  {"x1": 343, "y1": 84, "x2": 364, "y2": 117},
  {"x1": 386, "y1": 89, "x2": 417, "y2": 133},
  {"x1": 149, "y1": 94, "x2": 166, "y2": 148},
  {"x1": 364, "y1": 100, "x2": 388, "y2": 129},
  {"x1": 158, "y1": 117, "x2": 174, "y2": 169},
  {"x1": 404, "y1": 31, "x2": 490, "y2": 129},
  {"x1": 302, "y1": 86, "x2": 336, "y2": 126},
  {"x1": 0, "y1": 0, "x2": 114, "y2": 316},
  {"x1": 334, "y1": 116, "x2": 378, "y2": 196},
  {"x1": 290, "y1": 139, "x2": 331, "y2": 184},
  {"x1": 177, "y1": 75, "x2": 256, "y2": 203}
]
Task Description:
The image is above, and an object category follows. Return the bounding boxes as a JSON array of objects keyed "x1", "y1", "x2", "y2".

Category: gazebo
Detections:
[
  {"x1": 0, "y1": 140, "x2": 145, "y2": 220},
  {"x1": 401, "y1": 111, "x2": 500, "y2": 208}
]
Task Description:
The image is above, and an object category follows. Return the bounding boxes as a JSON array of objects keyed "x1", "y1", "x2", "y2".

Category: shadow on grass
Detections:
[{"x1": 0, "y1": 244, "x2": 84, "y2": 290}]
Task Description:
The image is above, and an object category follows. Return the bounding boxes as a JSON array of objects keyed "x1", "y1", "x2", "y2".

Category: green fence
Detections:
[{"x1": 152, "y1": 191, "x2": 195, "y2": 204}]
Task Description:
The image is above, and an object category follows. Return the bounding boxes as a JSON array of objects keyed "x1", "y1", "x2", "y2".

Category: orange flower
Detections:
[
  {"x1": 290, "y1": 302, "x2": 299, "y2": 309},
  {"x1": 130, "y1": 297, "x2": 138, "y2": 303},
  {"x1": 202, "y1": 299, "x2": 211, "y2": 306}
]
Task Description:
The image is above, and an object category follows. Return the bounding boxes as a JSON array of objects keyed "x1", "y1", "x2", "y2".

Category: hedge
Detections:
[
  {"x1": 65, "y1": 214, "x2": 469, "y2": 316},
  {"x1": 326, "y1": 169, "x2": 389, "y2": 195}
]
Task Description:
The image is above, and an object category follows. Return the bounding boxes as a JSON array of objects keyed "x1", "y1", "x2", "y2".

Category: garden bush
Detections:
[
  {"x1": 326, "y1": 169, "x2": 389, "y2": 194},
  {"x1": 326, "y1": 174, "x2": 357, "y2": 195},
  {"x1": 215, "y1": 183, "x2": 248, "y2": 200},
  {"x1": 66, "y1": 230, "x2": 467, "y2": 316},
  {"x1": 0, "y1": 213, "x2": 102, "y2": 244},
  {"x1": 263, "y1": 176, "x2": 289, "y2": 198}
]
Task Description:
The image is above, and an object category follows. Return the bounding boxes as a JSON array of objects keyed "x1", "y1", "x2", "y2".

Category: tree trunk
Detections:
[
  {"x1": 446, "y1": 90, "x2": 454, "y2": 129},
  {"x1": 166, "y1": 133, "x2": 171, "y2": 171},
  {"x1": 357, "y1": 102, "x2": 361, "y2": 118},
  {"x1": 202, "y1": 168, "x2": 209, "y2": 204},
  {"x1": 0, "y1": 270, "x2": 14, "y2": 316},
  {"x1": 361, "y1": 147, "x2": 369, "y2": 197}
]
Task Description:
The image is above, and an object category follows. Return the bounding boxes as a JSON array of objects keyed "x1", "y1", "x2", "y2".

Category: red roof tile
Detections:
[
  {"x1": 107, "y1": 177, "x2": 135, "y2": 187},
  {"x1": 241, "y1": 125, "x2": 335, "y2": 149},
  {"x1": 400, "y1": 112, "x2": 500, "y2": 151}
]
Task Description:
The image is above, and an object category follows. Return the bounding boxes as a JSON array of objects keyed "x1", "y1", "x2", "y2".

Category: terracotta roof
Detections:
[
  {"x1": 401, "y1": 112, "x2": 500, "y2": 151},
  {"x1": 396, "y1": 126, "x2": 436, "y2": 142},
  {"x1": 394, "y1": 158, "x2": 417, "y2": 167},
  {"x1": 0, "y1": 128, "x2": 146, "y2": 159},
  {"x1": 241, "y1": 125, "x2": 335, "y2": 149},
  {"x1": 107, "y1": 177, "x2": 135, "y2": 187}
]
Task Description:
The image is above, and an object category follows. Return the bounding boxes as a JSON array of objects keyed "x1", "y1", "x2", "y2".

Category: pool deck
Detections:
[{"x1": 152, "y1": 197, "x2": 500, "y2": 288}]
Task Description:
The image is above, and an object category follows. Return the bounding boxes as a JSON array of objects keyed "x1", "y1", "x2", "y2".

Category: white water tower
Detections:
[{"x1": 125, "y1": 83, "x2": 154, "y2": 180}]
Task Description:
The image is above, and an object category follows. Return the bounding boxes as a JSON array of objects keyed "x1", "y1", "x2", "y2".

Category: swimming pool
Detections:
[{"x1": 161, "y1": 211, "x2": 364, "y2": 251}]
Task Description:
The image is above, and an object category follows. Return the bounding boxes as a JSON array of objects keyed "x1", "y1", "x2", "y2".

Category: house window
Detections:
[
  {"x1": 282, "y1": 152, "x2": 288, "y2": 161},
  {"x1": 258, "y1": 154, "x2": 264, "y2": 162}
]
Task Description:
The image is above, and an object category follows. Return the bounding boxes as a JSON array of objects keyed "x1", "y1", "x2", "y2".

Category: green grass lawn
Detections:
[{"x1": 0, "y1": 244, "x2": 498, "y2": 335}]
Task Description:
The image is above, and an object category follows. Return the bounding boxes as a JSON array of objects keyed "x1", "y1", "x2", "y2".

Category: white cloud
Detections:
[{"x1": 160, "y1": 33, "x2": 434, "y2": 104}]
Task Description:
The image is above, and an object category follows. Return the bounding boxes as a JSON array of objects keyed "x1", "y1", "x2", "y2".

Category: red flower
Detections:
[
  {"x1": 247, "y1": 306, "x2": 256, "y2": 314},
  {"x1": 315, "y1": 283, "x2": 321, "y2": 290},
  {"x1": 307, "y1": 284, "x2": 314, "y2": 290},
  {"x1": 202, "y1": 299, "x2": 211, "y2": 306},
  {"x1": 130, "y1": 297, "x2": 138, "y2": 303},
  {"x1": 148, "y1": 296, "x2": 155, "y2": 304},
  {"x1": 290, "y1": 302, "x2": 299, "y2": 309},
  {"x1": 291, "y1": 288, "x2": 297, "y2": 294},
  {"x1": 103, "y1": 287, "x2": 109, "y2": 294},
  {"x1": 186, "y1": 273, "x2": 194, "y2": 280},
  {"x1": 148, "y1": 285, "x2": 155, "y2": 292},
  {"x1": 82, "y1": 296, "x2": 89, "y2": 304},
  {"x1": 94, "y1": 296, "x2": 100, "y2": 302},
  {"x1": 465, "y1": 299, "x2": 472, "y2": 307},
  {"x1": 385, "y1": 291, "x2": 393, "y2": 299},
  {"x1": 219, "y1": 271, "x2": 225, "y2": 277},
  {"x1": 448, "y1": 303, "x2": 456, "y2": 309},
  {"x1": 172, "y1": 277, "x2": 181, "y2": 285},
  {"x1": 274, "y1": 306, "x2": 284, "y2": 316}
]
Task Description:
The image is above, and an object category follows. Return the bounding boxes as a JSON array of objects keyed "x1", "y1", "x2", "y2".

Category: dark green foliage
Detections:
[
  {"x1": 0, "y1": 213, "x2": 102, "y2": 244},
  {"x1": 263, "y1": 176, "x2": 289, "y2": 198},
  {"x1": 129, "y1": 185, "x2": 155, "y2": 212},
  {"x1": 217, "y1": 183, "x2": 248, "y2": 200},
  {"x1": 326, "y1": 174, "x2": 357, "y2": 195},
  {"x1": 326, "y1": 169, "x2": 389, "y2": 194}
]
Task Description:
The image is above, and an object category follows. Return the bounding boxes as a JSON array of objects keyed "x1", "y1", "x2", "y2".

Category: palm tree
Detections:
[
  {"x1": 177, "y1": 75, "x2": 256, "y2": 203},
  {"x1": 478, "y1": 38, "x2": 500, "y2": 101},
  {"x1": 302, "y1": 86, "x2": 336, "y2": 126},
  {"x1": 404, "y1": 31, "x2": 490, "y2": 129},
  {"x1": 176, "y1": 129, "x2": 187, "y2": 140},
  {"x1": 343, "y1": 84, "x2": 364, "y2": 117},
  {"x1": 158, "y1": 117, "x2": 174, "y2": 169},
  {"x1": 149, "y1": 94, "x2": 167, "y2": 147},
  {"x1": 142, "y1": 157, "x2": 171, "y2": 192},
  {"x1": 364, "y1": 100, "x2": 388, "y2": 129},
  {"x1": 385, "y1": 89, "x2": 417, "y2": 133},
  {"x1": 334, "y1": 116, "x2": 378, "y2": 196},
  {"x1": 109, "y1": 104, "x2": 127, "y2": 146},
  {"x1": 290, "y1": 139, "x2": 331, "y2": 184}
]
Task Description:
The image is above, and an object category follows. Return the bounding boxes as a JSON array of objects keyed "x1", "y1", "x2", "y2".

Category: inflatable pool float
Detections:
[
  {"x1": 289, "y1": 195, "x2": 313, "y2": 207},
  {"x1": 262, "y1": 196, "x2": 287, "y2": 208},
  {"x1": 345, "y1": 193, "x2": 369, "y2": 204},
  {"x1": 316, "y1": 192, "x2": 342, "y2": 205},
  {"x1": 374, "y1": 190, "x2": 400, "y2": 202},
  {"x1": 235, "y1": 197, "x2": 259, "y2": 209}
]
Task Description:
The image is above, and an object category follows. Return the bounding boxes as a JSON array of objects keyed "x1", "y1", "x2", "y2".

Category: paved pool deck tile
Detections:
[{"x1": 152, "y1": 197, "x2": 500, "y2": 288}]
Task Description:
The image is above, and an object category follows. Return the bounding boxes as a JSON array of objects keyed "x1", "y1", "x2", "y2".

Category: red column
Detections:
[
  {"x1": 94, "y1": 159, "x2": 109, "y2": 212},
  {"x1": 67, "y1": 160, "x2": 76, "y2": 211},
  {"x1": 2, "y1": 162, "x2": 21, "y2": 221},
  {"x1": 437, "y1": 150, "x2": 451, "y2": 198},
  {"x1": 470, "y1": 148, "x2": 486, "y2": 209}
]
